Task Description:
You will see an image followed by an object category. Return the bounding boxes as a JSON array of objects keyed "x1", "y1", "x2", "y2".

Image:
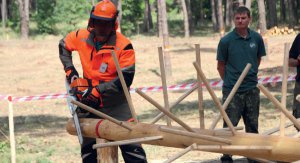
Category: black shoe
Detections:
[{"x1": 221, "y1": 154, "x2": 233, "y2": 163}]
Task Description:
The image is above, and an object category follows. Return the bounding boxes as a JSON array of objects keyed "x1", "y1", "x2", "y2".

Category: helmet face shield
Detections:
[
  {"x1": 92, "y1": 19, "x2": 114, "y2": 43},
  {"x1": 87, "y1": 0, "x2": 118, "y2": 36}
]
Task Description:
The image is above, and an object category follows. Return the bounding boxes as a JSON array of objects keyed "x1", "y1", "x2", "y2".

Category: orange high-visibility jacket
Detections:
[{"x1": 59, "y1": 29, "x2": 135, "y2": 107}]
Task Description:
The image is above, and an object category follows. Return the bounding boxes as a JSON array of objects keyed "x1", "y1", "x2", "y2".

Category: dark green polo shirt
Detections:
[{"x1": 217, "y1": 28, "x2": 266, "y2": 92}]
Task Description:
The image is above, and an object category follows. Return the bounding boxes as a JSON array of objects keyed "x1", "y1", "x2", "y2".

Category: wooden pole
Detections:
[
  {"x1": 262, "y1": 118, "x2": 300, "y2": 135},
  {"x1": 8, "y1": 96, "x2": 16, "y2": 163},
  {"x1": 151, "y1": 84, "x2": 199, "y2": 124},
  {"x1": 164, "y1": 143, "x2": 195, "y2": 163},
  {"x1": 258, "y1": 84, "x2": 300, "y2": 130},
  {"x1": 93, "y1": 136, "x2": 163, "y2": 149},
  {"x1": 159, "y1": 126, "x2": 231, "y2": 144},
  {"x1": 193, "y1": 62, "x2": 236, "y2": 135},
  {"x1": 210, "y1": 64, "x2": 252, "y2": 129},
  {"x1": 66, "y1": 118, "x2": 300, "y2": 162},
  {"x1": 280, "y1": 43, "x2": 290, "y2": 136},
  {"x1": 71, "y1": 100, "x2": 132, "y2": 131},
  {"x1": 111, "y1": 50, "x2": 138, "y2": 123},
  {"x1": 195, "y1": 44, "x2": 205, "y2": 129},
  {"x1": 158, "y1": 47, "x2": 171, "y2": 126},
  {"x1": 136, "y1": 89, "x2": 195, "y2": 132}
]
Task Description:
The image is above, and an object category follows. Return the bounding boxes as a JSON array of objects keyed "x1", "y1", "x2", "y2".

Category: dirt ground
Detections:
[{"x1": 0, "y1": 33, "x2": 299, "y2": 162}]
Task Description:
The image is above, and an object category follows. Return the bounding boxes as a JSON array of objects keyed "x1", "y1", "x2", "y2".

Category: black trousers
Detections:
[
  {"x1": 79, "y1": 101, "x2": 147, "y2": 163},
  {"x1": 81, "y1": 137, "x2": 147, "y2": 163}
]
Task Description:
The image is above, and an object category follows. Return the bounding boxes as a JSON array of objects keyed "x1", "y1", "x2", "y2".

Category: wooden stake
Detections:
[
  {"x1": 151, "y1": 84, "x2": 198, "y2": 124},
  {"x1": 71, "y1": 100, "x2": 132, "y2": 131},
  {"x1": 93, "y1": 136, "x2": 163, "y2": 149},
  {"x1": 164, "y1": 143, "x2": 195, "y2": 163},
  {"x1": 280, "y1": 43, "x2": 290, "y2": 136},
  {"x1": 111, "y1": 50, "x2": 138, "y2": 123},
  {"x1": 159, "y1": 126, "x2": 231, "y2": 144},
  {"x1": 210, "y1": 64, "x2": 252, "y2": 129},
  {"x1": 158, "y1": 47, "x2": 171, "y2": 126},
  {"x1": 136, "y1": 89, "x2": 195, "y2": 132},
  {"x1": 8, "y1": 96, "x2": 16, "y2": 163},
  {"x1": 96, "y1": 138, "x2": 118, "y2": 163},
  {"x1": 258, "y1": 84, "x2": 300, "y2": 130},
  {"x1": 193, "y1": 62, "x2": 236, "y2": 135},
  {"x1": 195, "y1": 44, "x2": 205, "y2": 129}
]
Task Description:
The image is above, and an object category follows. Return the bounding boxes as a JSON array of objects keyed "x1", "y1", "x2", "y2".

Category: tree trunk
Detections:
[
  {"x1": 266, "y1": 0, "x2": 277, "y2": 28},
  {"x1": 181, "y1": 0, "x2": 190, "y2": 37},
  {"x1": 280, "y1": 0, "x2": 286, "y2": 22},
  {"x1": 17, "y1": 0, "x2": 29, "y2": 39},
  {"x1": 91, "y1": 0, "x2": 95, "y2": 5},
  {"x1": 157, "y1": 1, "x2": 162, "y2": 37},
  {"x1": 117, "y1": 0, "x2": 122, "y2": 33},
  {"x1": 1, "y1": 0, "x2": 7, "y2": 29},
  {"x1": 225, "y1": 0, "x2": 233, "y2": 28},
  {"x1": 143, "y1": 0, "x2": 153, "y2": 33},
  {"x1": 186, "y1": 0, "x2": 193, "y2": 35},
  {"x1": 157, "y1": 0, "x2": 172, "y2": 77},
  {"x1": 199, "y1": 0, "x2": 204, "y2": 24},
  {"x1": 257, "y1": 0, "x2": 267, "y2": 35},
  {"x1": 245, "y1": 0, "x2": 252, "y2": 9},
  {"x1": 217, "y1": 0, "x2": 224, "y2": 35},
  {"x1": 287, "y1": 0, "x2": 297, "y2": 27},
  {"x1": 211, "y1": 0, "x2": 218, "y2": 32}
]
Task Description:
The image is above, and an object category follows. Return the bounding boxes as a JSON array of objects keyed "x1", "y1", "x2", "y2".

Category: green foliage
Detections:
[
  {"x1": 0, "y1": 141, "x2": 9, "y2": 153},
  {"x1": 6, "y1": 0, "x2": 21, "y2": 32},
  {"x1": 121, "y1": 0, "x2": 143, "y2": 36},
  {"x1": 32, "y1": 0, "x2": 57, "y2": 34},
  {"x1": 53, "y1": 0, "x2": 91, "y2": 35}
]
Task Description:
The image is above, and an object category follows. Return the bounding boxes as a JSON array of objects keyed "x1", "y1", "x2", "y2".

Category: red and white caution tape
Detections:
[{"x1": 0, "y1": 74, "x2": 296, "y2": 102}]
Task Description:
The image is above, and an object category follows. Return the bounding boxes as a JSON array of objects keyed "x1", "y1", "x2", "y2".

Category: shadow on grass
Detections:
[{"x1": 0, "y1": 115, "x2": 68, "y2": 139}]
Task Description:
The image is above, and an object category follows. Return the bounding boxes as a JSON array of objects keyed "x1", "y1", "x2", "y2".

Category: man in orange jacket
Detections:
[{"x1": 59, "y1": 0, "x2": 147, "y2": 162}]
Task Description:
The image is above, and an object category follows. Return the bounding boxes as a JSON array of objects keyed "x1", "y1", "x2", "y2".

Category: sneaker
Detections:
[{"x1": 220, "y1": 154, "x2": 233, "y2": 163}]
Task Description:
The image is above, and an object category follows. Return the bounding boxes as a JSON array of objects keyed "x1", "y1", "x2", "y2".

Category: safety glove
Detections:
[
  {"x1": 81, "y1": 87, "x2": 103, "y2": 109},
  {"x1": 66, "y1": 66, "x2": 79, "y2": 84}
]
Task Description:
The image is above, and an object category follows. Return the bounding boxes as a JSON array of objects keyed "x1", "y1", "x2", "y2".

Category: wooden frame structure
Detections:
[{"x1": 66, "y1": 44, "x2": 300, "y2": 162}]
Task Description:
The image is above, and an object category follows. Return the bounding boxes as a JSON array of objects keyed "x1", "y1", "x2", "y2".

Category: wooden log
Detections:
[
  {"x1": 96, "y1": 139, "x2": 118, "y2": 163},
  {"x1": 66, "y1": 118, "x2": 300, "y2": 162},
  {"x1": 159, "y1": 126, "x2": 231, "y2": 144},
  {"x1": 193, "y1": 62, "x2": 236, "y2": 134},
  {"x1": 71, "y1": 100, "x2": 132, "y2": 131}
]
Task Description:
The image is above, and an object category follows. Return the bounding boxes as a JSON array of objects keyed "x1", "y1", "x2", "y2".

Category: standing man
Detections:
[
  {"x1": 59, "y1": 0, "x2": 147, "y2": 162},
  {"x1": 216, "y1": 6, "x2": 266, "y2": 163},
  {"x1": 288, "y1": 33, "x2": 300, "y2": 126}
]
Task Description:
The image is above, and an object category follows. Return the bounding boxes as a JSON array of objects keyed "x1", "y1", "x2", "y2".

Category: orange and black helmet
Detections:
[{"x1": 88, "y1": 0, "x2": 118, "y2": 30}]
